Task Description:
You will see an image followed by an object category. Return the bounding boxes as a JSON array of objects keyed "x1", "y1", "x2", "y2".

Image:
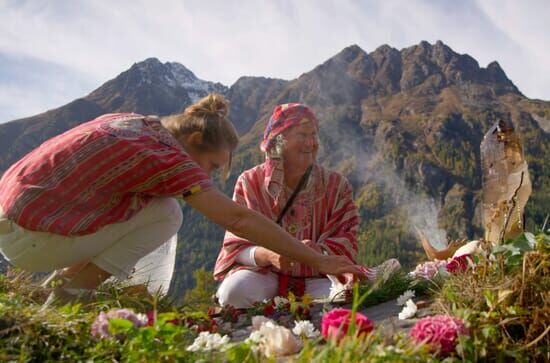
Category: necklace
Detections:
[{"x1": 283, "y1": 186, "x2": 299, "y2": 234}]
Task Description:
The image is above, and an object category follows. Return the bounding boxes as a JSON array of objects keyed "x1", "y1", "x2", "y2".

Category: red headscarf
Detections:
[{"x1": 260, "y1": 103, "x2": 319, "y2": 153}]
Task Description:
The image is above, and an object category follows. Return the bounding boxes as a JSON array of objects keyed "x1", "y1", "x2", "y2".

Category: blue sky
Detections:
[{"x1": 0, "y1": 0, "x2": 548, "y2": 123}]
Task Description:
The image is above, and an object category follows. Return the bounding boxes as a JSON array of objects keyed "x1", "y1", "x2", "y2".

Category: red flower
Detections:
[
  {"x1": 321, "y1": 308, "x2": 374, "y2": 342},
  {"x1": 145, "y1": 310, "x2": 179, "y2": 326},
  {"x1": 146, "y1": 310, "x2": 155, "y2": 326},
  {"x1": 446, "y1": 254, "x2": 471, "y2": 274},
  {"x1": 264, "y1": 302, "x2": 275, "y2": 316},
  {"x1": 410, "y1": 315, "x2": 469, "y2": 355},
  {"x1": 207, "y1": 306, "x2": 218, "y2": 318},
  {"x1": 220, "y1": 304, "x2": 241, "y2": 323}
]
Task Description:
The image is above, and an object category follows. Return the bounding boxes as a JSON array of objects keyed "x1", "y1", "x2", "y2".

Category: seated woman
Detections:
[
  {"x1": 214, "y1": 103, "x2": 362, "y2": 308},
  {"x1": 0, "y1": 95, "x2": 364, "y2": 304}
]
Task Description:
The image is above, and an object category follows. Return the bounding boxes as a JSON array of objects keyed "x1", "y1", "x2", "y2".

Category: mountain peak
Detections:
[
  {"x1": 132, "y1": 57, "x2": 164, "y2": 74},
  {"x1": 85, "y1": 58, "x2": 227, "y2": 116},
  {"x1": 138, "y1": 57, "x2": 163, "y2": 65},
  {"x1": 127, "y1": 58, "x2": 199, "y2": 87},
  {"x1": 333, "y1": 44, "x2": 367, "y2": 63},
  {"x1": 373, "y1": 44, "x2": 398, "y2": 54},
  {"x1": 398, "y1": 40, "x2": 519, "y2": 93}
]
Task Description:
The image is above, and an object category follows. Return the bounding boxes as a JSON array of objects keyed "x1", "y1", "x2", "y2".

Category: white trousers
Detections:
[
  {"x1": 216, "y1": 269, "x2": 332, "y2": 308},
  {"x1": 0, "y1": 198, "x2": 182, "y2": 280}
]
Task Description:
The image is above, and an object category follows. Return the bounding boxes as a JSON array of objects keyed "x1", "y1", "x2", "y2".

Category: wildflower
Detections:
[
  {"x1": 220, "y1": 304, "x2": 241, "y2": 323},
  {"x1": 273, "y1": 296, "x2": 290, "y2": 308},
  {"x1": 410, "y1": 260, "x2": 448, "y2": 280},
  {"x1": 292, "y1": 320, "x2": 320, "y2": 339},
  {"x1": 186, "y1": 331, "x2": 230, "y2": 352},
  {"x1": 91, "y1": 308, "x2": 148, "y2": 339},
  {"x1": 287, "y1": 291, "x2": 296, "y2": 303},
  {"x1": 249, "y1": 318, "x2": 302, "y2": 356},
  {"x1": 251, "y1": 315, "x2": 275, "y2": 330},
  {"x1": 446, "y1": 254, "x2": 472, "y2": 273},
  {"x1": 327, "y1": 274, "x2": 350, "y2": 301},
  {"x1": 245, "y1": 330, "x2": 264, "y2": 344},
  {"x1": 321, "y1": 308, "x2": 374, "y2": 342},
  {"x1": 257, "y1": 321, "x2": 301, "y2": 357},
  {"x1": 398, "y1": 299, "x2": 417, "y2": 320},
  {"x1": 263, "y1": 300, "x2": 276, "y2": 316},
  {"x1": 396, "y1": 290, "x2": 416, "y2": 306},
  {"x1": 410, "y1": 315, "x2": 468, "y2": 355},
  {"x1": 363, "y1": 259, "x2": 402, "y2": 281},
  {"x1": 301, "y1": 294, "x2": 313, "y2": 305}
]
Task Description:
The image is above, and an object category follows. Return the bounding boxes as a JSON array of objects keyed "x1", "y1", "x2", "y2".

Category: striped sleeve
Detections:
[
  {"x1": 126, "y1": 142, "x2": 214, "y2": 199},
  {"x1": 316, "y1": 175, "x2": 359, "y2": 263}
]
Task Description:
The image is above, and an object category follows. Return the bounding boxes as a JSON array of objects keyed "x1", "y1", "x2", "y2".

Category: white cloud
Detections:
[
  {"x1": 0, "y1": 0, "x2": 548, "y2": 122},
  {"x1": 475, "y1": 0, "x2": 550, "y2": 99}
]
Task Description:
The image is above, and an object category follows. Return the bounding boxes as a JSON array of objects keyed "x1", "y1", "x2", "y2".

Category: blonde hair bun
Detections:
[{"x1": 185, "y1": 93, "x2": 229, "y2": 119}]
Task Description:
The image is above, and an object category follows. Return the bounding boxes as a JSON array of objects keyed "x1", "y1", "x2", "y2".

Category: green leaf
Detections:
[
  {"x1": 524, "y1": 232, "x2": 536, "y2": 249},
  {"x1": 225, "y1": 343, "x2": 254, "y2": 362},
  {"x1": 484, "y1": 290, "x2": 496, "y2": 310},
  {"x1": 158, "y1": 312, "x2": 178, "y2": 324},
  {"x1": 109, "y1": 318, "x2": 134, "y2": 332},
  {"x1": 497, "y1": 289, "x2": 514, "y2": 305}
]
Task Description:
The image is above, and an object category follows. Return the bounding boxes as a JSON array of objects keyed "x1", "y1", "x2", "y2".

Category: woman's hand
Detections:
[
  {"x1": 255, "y1": 247, "x2": 295, "y2": 272},
  {"x1": 314, "y1": 254, "x2": 366, "y2": 280},
  {"x1": 268, "y1": 252, "x2": 296, "y2": 272}
]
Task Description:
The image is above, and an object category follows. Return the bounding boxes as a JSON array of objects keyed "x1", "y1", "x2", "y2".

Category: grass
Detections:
[
  {"x1": 0, "y1": 231, "x2": 548, "y2": 362},
  {"x1": 0, "y1": 271, "x2": 195, "y2": 362},
  {"x1": 432, "y1": 232, "x2": 550, "y2": 362}
]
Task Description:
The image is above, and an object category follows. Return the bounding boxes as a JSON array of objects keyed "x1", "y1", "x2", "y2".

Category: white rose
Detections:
[
  {"x1": 186, "y1": 331, "x2": 230, "y2": 352},
  {"x1": 251, "y1": 315, "x2": 275, "y2": 331},
  {"x1": 258, "y1": 321, "x2": 302, "y2": 357},
  {"x1": 292, "y1": 320, "x2": 320, "y2": 339},
  {"x1": 398, "y1": 299, "x2": 418, "y2": 320}
]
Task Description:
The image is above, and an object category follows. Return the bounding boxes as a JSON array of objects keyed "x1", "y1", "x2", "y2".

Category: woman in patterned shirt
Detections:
[
  {"x1": 0, "y1": 94, "x2": 364, "y2": 304},
  {"x1": 215, "y1": 103, "x2": 365, "y2": 308}
]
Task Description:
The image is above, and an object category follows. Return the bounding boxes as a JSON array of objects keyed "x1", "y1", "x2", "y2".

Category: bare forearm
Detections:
[
  {"x1": 229, "y1": 209, "x2": 318, "y2": 268},
  {"x1": 185, "y1": 188, "x2": 321, "y2": 270}
]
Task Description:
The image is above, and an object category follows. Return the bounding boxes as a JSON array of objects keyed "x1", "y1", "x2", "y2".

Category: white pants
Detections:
[
  {"x1": 0, "y1": 198, "x2": 182, "y2": 280},
  {"x1": 216, "y1": 269, "x2": 331, "y2": 308}
]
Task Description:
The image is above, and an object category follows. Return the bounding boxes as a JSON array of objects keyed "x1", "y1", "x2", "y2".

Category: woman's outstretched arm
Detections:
[{"x1": 185, "y1": 188, "x2": 364, "y2": 278}]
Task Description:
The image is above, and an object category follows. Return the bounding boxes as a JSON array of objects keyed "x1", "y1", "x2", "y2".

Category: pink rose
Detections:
[
  {"x1": 321, "y1": 308, "x2": 374, "y2": 342},
  {"x1": 410, "y1": 315, "x2": 468, "y2": 355}
]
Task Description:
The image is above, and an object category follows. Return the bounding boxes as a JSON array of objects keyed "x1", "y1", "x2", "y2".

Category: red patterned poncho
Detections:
[
  {"x1": 0, "y1": 113, "x2": 212, "y2": 236},
  {"x1": 213, "y1": 160, "x2": 359, "y2": 281}
]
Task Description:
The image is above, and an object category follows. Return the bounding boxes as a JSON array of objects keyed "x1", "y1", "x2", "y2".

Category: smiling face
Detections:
[{"x1": 281, "y1": 121, "x2": 319, "y2": 172}]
